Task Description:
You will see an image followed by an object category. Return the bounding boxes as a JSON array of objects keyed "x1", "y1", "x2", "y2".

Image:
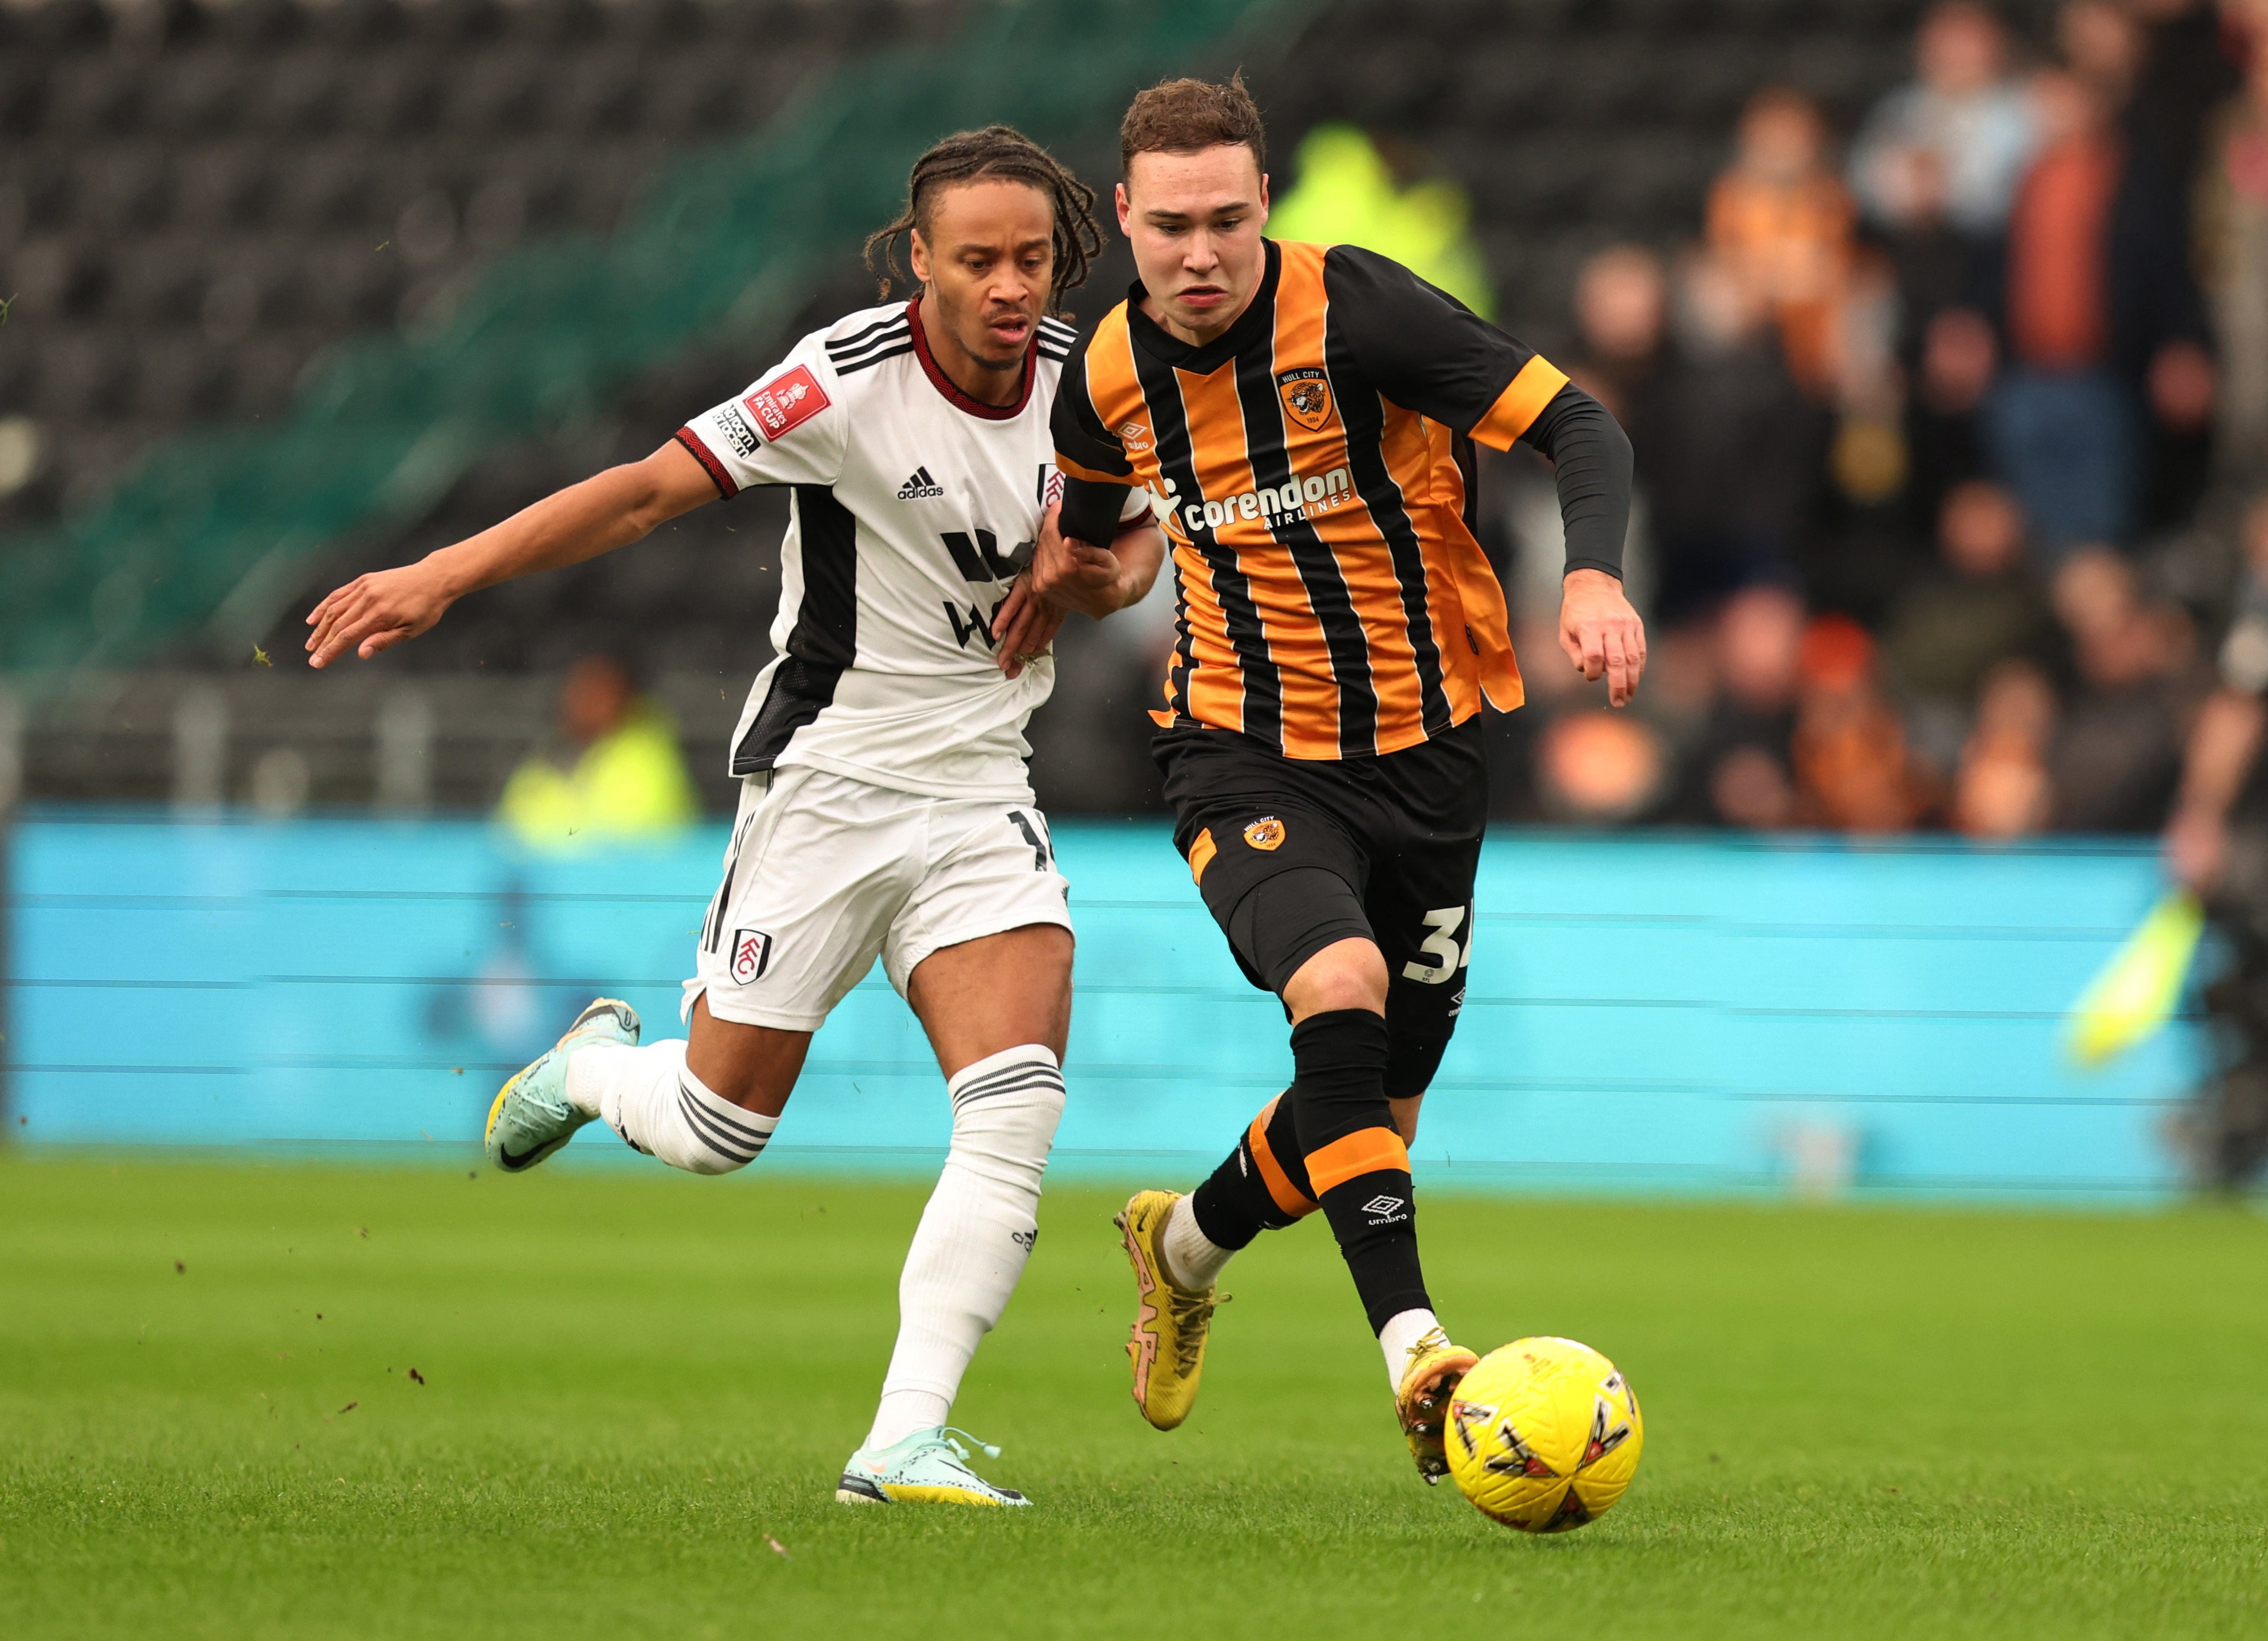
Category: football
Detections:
[{"x1": 1443, "y1": 1337, "x2": 1644, "y2": 1533}]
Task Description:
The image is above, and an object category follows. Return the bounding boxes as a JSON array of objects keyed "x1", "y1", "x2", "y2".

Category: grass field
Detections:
[{"x1": 1, "y1": 1155, "x2": 2264, "y2": 1639}]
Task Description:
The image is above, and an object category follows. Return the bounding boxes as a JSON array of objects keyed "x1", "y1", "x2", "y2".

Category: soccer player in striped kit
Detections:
[{"x1": 1033, "y1": 75, "x2": 1644, "y2": 1483}]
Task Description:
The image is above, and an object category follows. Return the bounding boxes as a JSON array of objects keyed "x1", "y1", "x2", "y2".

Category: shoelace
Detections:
[
  {"x1": 1166, "y1": 1286, "x2": 1228, "y2": 1376},
  {"x1": 923, "y1": 1427, "x2": 1003, "y2": 1466}
]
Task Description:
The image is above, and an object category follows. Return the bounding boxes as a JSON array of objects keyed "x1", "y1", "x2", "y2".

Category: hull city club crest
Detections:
[{"x1": 1277, "y1": 368, "x2": 1331, "y2": 431}]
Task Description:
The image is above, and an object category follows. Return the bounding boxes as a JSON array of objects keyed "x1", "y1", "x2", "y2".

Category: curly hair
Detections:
[{"x1": 863, "y1": 125, "x2": 1104, "y2": 314}]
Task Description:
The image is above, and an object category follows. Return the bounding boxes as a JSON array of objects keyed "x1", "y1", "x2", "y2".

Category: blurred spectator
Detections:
[
  {"x1": 496, "y1": 654, "x2": 699, "y2": 852},
  {"x1": 1907, "y1": 305, "x2": 2001, "y2": 535},
  {"x1": 1709, "y1": 89, "x2": 1856, "y2": 400},
  {"x1": 1792, "y1": 615, "x2": 1934, "y2": 831},
  {"x1": 2126, "y1": 0, "x2": 2248, "y2": 194},
  {"x1": 2163, "y1": 491, "x2": 2268, "y2": 1186},
  {"x1": 2047, "y1": 547, "x2": 2202, "y2": 828},
  {"x1": 1951, "y1": 659, "x2": 2060, "y2": 836},
  {"x1": 1568, "y1": 244, "x2": 1669, "y2": 431},
  {"x1": 1672, "y1": 584, "x2": 1804, "y2": 828},
  {"x1": 1643, "y1": 248, "x2": 1819, "y2": 622},
  {"x1": 1885, "y1": 481, "x2": 2054, "y2": 727},
  {"x1": 2196, "y1": 10, "x2": 2268, "y2": 481},
  {"x1": 1534, "y1": 710, "x2": 1669, "y2": 824},
  {"x1": 1267, "y1": 124, "x2": 1497, "y2": 317},
  {"x1": 1986, "y1": 31, "x2": 2215, "y2": 550},
  {"x1": 1850, "y1": 1, "x2": 2041, "y2": 238}
]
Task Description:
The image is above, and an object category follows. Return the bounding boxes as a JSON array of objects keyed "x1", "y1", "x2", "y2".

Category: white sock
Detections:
[
  {"x1": 1379, "y1": 1307, "x2": 1444, "y2": 1392},
  {"x1": 1160, "y1": 1193, "x2": 1235, "y2": 1290},
  {"x1": 570, "y1": 1039, "x2": 775, "y2": 1176},
  {"x1": 863, "y1": 1045, "x2": 1066, "y2": 1452}
]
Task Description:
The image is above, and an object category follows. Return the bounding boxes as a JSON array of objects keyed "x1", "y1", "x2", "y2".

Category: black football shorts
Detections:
[{"x1": 1153, "y1": 717, "x2": 1487, "y2": 1098}]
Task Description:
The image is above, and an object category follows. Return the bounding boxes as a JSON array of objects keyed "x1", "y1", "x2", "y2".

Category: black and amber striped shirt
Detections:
[{"x1": 1053, "y1": 238, "x2": 1614, "y2": 762}]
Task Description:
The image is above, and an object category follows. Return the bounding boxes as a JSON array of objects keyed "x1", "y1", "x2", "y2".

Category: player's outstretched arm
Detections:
[
  {"x1": 304, "y1": 440, "x2": 719, "y2": 668},
  {"x1": 1560, "y1": 568, "x2": 1647, "y2": 708}
]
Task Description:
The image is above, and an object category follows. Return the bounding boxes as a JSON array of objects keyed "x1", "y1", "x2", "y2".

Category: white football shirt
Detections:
[{"x1": 676, "y1": 300, "x2": 1146, "y2": 801}]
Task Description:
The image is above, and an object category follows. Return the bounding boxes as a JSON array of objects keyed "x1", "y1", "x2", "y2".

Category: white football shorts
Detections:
[{"x1": 685, "y1": 766, "x2": 1073, "y2": 1033}]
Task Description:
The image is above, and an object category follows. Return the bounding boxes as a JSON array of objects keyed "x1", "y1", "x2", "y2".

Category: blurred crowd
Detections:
[{"x1": 1485, "y1": 0, "x2": 2268, "y2": 844}]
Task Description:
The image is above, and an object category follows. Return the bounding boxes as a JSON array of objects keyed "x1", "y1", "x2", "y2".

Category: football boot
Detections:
[
  {"x1": 483, "y1": 997, "x2": 640, "y2": 1173},
  {"x1": 1396, "y1": 1327, "x2": 1480, "y2": 1485},
  {"x1": 1114, "y1": 1189, "x2": 1227, "y2": 1431},
  {"x1": 834, "y1": 1428, "x2": 1028, "y2": 1507}
]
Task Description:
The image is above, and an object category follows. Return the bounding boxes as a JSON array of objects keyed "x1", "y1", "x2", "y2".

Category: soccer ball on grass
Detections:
[{"x1": 1443, "y1": 1336, "x2": 1643, "y2": 1533}]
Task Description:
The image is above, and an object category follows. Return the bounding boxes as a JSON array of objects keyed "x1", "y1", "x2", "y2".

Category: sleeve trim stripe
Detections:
[
  {"x1": 1056, "y1": 452, "x2": 1135, "y2": 484},
  {"x1": 827, "y1": 324, "x2": 911, "y2": 365},
  {"x1": 834, "y1": 342, "x2": 914, "y2": 376},
  {"x1": 675, "y1": 427, "x2": 737, "y2": 499},
  {"x1": 1473, "y1": 356, "x2": 1570, "y2": 449},
  {"x1": 826, "y1": 312, "x2": 910, "y2": 351}
]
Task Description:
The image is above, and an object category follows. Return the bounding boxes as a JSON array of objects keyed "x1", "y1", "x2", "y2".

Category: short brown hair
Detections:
[{"x1": 1119, "y1": 71, "x2": 1266, "y2": 178}]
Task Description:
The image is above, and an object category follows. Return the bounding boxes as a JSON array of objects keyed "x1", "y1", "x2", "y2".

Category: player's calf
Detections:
[{"x1": 861, "y1": 1045, "x2": 1065, "y2": 1450}]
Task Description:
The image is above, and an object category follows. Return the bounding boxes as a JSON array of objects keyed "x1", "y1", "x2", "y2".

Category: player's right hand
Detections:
[{"x1": 304, "y1": 563, "x2": 452, "y2": 668}]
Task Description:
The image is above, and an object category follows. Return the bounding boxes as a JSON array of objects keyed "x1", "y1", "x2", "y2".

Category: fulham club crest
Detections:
[
  {"x1": 1277, "y1": 367, "x2": 1331, "y2": 431},
  {"x1": 729, "y1": 928, "x2": 773, "y2": 985}
]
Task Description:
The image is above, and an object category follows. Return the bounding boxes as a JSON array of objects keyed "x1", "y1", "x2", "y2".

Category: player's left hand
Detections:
[
  {"x1": 1559, "y1": 567, "x2": 1647, "y2": 707},
  {"x1": 991, "y1": 572, "x2": 1065, "y2": 679}
]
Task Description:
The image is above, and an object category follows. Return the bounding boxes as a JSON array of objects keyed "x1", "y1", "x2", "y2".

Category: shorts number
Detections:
[{"x1": 1402, "y1": 905, "x2": 1472, "y2": 985}]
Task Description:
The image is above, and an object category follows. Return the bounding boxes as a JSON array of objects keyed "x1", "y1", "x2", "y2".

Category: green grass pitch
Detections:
[{"x1": 2, "y1": 1155, "x2": 2263, "y2": 1639}]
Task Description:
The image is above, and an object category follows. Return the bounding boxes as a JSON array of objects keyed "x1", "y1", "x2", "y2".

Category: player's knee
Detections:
[
  {"x1": 943, "y1": 1044, "x2": 1065, "y2": 1192},
  {"x1": 1284, "y1": 938, "x2": 1390, "y2": 1020}
]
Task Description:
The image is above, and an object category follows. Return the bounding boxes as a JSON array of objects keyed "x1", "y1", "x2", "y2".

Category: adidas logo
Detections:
[{"x1": 898, "y1": 466, "x2": 944, "y2": 500}]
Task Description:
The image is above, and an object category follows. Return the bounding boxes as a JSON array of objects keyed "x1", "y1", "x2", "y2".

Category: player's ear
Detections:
[
  {"x1": 1115, "y1": 182, "x2": 1132, "y2": 237},
  {"x1": 908, "y1": 227, "x2": 931, "y2": 287},
  {"x1": 1256, "y1": 172, "x2": 1270, "y2": 222}
]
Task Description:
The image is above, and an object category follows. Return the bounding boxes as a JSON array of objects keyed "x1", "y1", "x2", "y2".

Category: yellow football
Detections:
[{"x1": 1443, "y1": 1336, "x2": 1643, "y2": 1533}]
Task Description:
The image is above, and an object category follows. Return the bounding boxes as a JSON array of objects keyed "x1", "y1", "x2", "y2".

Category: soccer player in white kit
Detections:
[{"x1": 303, "y1": 127, "x2": 1166, "y2": 1507}]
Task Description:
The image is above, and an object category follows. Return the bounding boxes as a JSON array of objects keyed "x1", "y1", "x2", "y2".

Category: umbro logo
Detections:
[
  {"x1": 898, "y1": 466, "x2": 944, "y2": 500},
  {"x1": 1361, "y1": 1194, "x2": 1409, "y2": 1226},
  {"x1": 1360, "y1": 1194, "x2": 1405, "y2": 1217}
]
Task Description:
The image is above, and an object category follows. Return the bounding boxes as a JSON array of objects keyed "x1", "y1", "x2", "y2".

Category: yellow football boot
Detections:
[
  {"x1": 1113, "y1": 1189, "x2": 1226, "y2": 1430},
  {"x1": 1396, "y1": 1327, "x2": 1480, "y2": 1485}
]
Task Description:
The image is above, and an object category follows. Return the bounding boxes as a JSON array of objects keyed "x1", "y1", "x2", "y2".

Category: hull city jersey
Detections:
[
  {"x1": 1053, "y1": 238, "x2": 1586, "y2": 763},
  {"x1": 677, "y1": 300, "x2": 1140, "y2": 801}
]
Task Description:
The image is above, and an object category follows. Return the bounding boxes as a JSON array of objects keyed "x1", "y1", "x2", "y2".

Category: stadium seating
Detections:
[{"x1": 0, "y1": 0, "x2": 1933, "y2": 813}]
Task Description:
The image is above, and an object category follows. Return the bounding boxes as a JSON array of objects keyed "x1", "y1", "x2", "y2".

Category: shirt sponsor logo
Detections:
[
  {"x1": 729, "y1": 928, "x2": 773, "y2": 985},
  {"x1": 716, "y1": 402, "x2": 760, "y2": 457},
  {"x1": 1183, "y1": 466, "x2": 1353, "y2": 536},
  {"x1": 1244, "y1": 816, "x2": 1286, "y2": 851},
  {"x1": 1118, "y1": 420, "x2": 1153, "y2": 453},
  {"x1": 743, "y1": 365, "x2": 830, "y2": 440},
  {"x1": 1278, "y1": 367, "x2": 1332, "y2": 430}
]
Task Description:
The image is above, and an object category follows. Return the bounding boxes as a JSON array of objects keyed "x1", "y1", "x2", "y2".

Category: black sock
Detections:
[
  {"x1": 1189, "y1": 1094, "x2": 1315, "y2": 1250},
  {"x1": 1287, "y1": 1008, "x2": 1430, "y2": 1333}
]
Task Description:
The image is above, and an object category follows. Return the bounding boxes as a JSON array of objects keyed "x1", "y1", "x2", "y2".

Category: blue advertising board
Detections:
[{"x1": 4, "y1": 814, "x2": 2202, "y2": 1198}]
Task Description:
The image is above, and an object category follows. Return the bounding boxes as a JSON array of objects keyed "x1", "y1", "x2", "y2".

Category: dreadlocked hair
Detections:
[{"x1": 863, "y1": 125, "x2": 1104, "y2": 315}]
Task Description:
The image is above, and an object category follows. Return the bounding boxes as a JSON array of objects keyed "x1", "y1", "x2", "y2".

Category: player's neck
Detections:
[{"x1": 915, "y1": 292, "x2": 1027, "y2": 408}]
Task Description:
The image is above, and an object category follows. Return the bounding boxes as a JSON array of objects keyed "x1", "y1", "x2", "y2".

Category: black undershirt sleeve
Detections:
[
  {"x1": 1057, "y1": 475, "x2": 1132, "y2": 550},
  {"x1": 1519, "y1": 382, "x2": 1633, "y2": 582}
]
